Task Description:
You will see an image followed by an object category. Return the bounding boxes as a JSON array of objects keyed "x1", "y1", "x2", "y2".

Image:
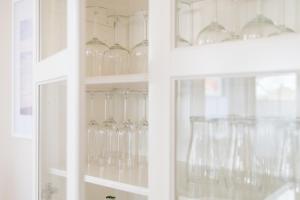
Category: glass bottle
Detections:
[
  {"x1": 230, "y1": 117, "x2": 254, "y2": 199},
  {"x1": 186, "y1": 116, "x2": 213, "y2": 198}
]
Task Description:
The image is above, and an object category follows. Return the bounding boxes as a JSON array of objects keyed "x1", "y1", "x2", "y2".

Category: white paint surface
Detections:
[{"x1": 0, "y1": 0, "x2": 33, "y2": 199}]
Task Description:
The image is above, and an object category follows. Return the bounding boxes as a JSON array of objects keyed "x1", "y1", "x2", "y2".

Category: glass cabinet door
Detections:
[
  {"x1": 38, "y1": 81, "x2": 67, "y2": 200},
  {"x1": 175, "y1": 72, "x2": 300, "y2": 200},
  {"x1": 175, "y1": 0, "x2": 300, "y2": 48},
  {"x1": 39, "y1": 0, "x2": 67, "y2": 60}
]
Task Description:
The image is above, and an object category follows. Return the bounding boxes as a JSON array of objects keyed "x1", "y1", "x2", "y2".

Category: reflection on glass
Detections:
[
  {"x1": 176, "y1": 73, "x2": 300, "y2": 200},
  {"x1": 39, "y1": 81, "x2": 67, "y2": 200},
  {"x1": 40, "y1": 0, "x2": 67, "y2": 60}
]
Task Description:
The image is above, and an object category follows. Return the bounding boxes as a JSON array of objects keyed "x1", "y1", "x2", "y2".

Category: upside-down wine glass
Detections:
[
  {"x1": 105, "y1": 92, "x2": 119, "y2": 173},
  {"x1": 277, "y1": 0, "x2": 294, "y2": 34},
  {"x1": 131, "y1": 12, "x2": 149, "y2": 73},
  {"x1": 119, "y1": 90, "x2": 138, "y2": 170},
  {"x1": 87, "y1": 92, "x2": 99, "y2": 172},
  {"x1": 176, "y1": 3, "x2": 191, "y2": 47},
  {"x1": 86, "y1": 6, "x2": 109, "y2": 77},
  {"x1": 196, "y1": 0, "x2": 233, "y2": 45},
  {"x1": 103, "y1": 15, "x2": 130, "y2": 75},
  {"x1": 241, "y1": 0, "x2": 279, "y2": 39},
  {"x1": 96, "y1": 92, "x2": 112, "y2": 175},
  {"x1": 137, "y1": 92, "x2": 148, "y2": 185}
]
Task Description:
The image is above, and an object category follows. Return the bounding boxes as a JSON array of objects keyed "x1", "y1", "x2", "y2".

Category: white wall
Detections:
[{"x1": 0, "y1": 0, "x2": 33, "y2": 199}]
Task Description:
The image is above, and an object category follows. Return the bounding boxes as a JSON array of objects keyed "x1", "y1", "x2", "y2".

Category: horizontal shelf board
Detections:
[
  {"x1": 178, "y1": 183, "x2": 294, "y2": 200},
  {"x1": 178, "y1": 197, "x2": 227, "y2": 200},
  {"x1": 84, "y1": 175, "x2": 149, "y2": 196},
  {"x1": 86, "y1": 73, "x2": 148, "y2": 85},
  {"x1": 49, "y1": 168, "x2": 67, "y2": 178},
  {"x1": 170, "y1": 34, "x2": 300, "y2": 77}
]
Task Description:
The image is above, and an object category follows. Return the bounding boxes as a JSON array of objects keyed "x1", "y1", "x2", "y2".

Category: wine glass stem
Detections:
[
  {"x1": 143, "y1": 14, "x2": 148, "y2": 41},
  {"x1": 123, "y1": 92, "x2": 128, "y2": 122},
  {"x1": 90, "y1": 93, "x2": 95, "y2": 120},
  {"x1": 281, "y1": 0, "x2": 285, "y2": 25},
  {"x1": 214, "y1": 0, "x2": 218, "y2": 22},
  {"x1": 108, "y1": 93, "x2": 114, "y2": 120},
  {"x1": 143, "y1": 94, "x2": 147, "y2": 121},
  {"x1": 104, "y1": 94, "x2": 108, "y2": 120},
  {"x1": 92, "y1": 10, "x2": 98, "y2": 38},
  {"x1": 113, "y1": 16, "x2": 119, "y2": 44},
  {"x1": 257, "y1": 0, "x2": 262, "y2": 15},
  {"x1": 176, "y1": 7, "x2": 181, "y2": 39}
]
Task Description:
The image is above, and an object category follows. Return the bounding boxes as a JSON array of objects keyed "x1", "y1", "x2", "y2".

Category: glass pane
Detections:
[
  {"x1": 39, "y1": 81, "x2": 67, "y2": 200},
  {"x1": 176, "y1": 73, "x2": 300, "y2": 200},
  {"x1": 175, "y1": 0, "x2": 300, "y2": 48},
  {"x1": 40, "y1": 0, "x2": 67, "y2": 60}
]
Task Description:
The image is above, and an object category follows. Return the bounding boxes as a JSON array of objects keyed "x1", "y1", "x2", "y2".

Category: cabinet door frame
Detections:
[
  {"x1": 149, "y1": 0, "x2": 300, "y2": 200},
  {"x1": 32, "y1": 0, "x2": 85, "y2": 199}
]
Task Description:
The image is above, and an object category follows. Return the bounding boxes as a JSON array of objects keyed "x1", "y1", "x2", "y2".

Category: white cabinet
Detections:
[{"x1": 33, "y1": 0, "x2": 300, "y2": 200}]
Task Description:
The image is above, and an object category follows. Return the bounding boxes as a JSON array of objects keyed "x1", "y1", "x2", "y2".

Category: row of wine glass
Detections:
[
  {"x1": 87, "y1": 90, "x2": 148, "y2": 178},
  {"x1": 185, "y1": 116, "x2": 300, "y2": 199},
  {"x1": 176, "y1": 0, "x2": 297, "y2": 47},
  {"x1": 86, "y1": 7, "x2": 148, "y2": 77}
]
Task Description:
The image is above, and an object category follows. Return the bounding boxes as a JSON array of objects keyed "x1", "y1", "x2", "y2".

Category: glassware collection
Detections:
[
  {"x1": 185, "y1": 116, "x2": 300, "y2": 199},
  {"x1": 86, "y1": 6, "x2": 148, "y2": 77},
  {"x1": 176, "y1": 0, "x2": 298, "y2": 47},
  {"x1": 87, "y1": 89, "x2": 148, "y2": 185}
]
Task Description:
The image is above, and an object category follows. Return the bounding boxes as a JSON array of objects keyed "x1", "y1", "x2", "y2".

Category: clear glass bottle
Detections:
[{"x1": 186, "y1": 116, "x2": 214, "y2": 198}]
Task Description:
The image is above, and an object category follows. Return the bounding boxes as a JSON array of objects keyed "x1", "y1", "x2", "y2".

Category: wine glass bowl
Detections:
[
  {"x1": 241, "y1": 15, "x2": 280, "y2": 40},
  {"x1": 131, "y1": 12, "x2": 149, "y2": 73},
  {"x1": 196, "y1": 0, "x2": 234, "y2": 46},
  {"x1": 196, "y1": 22, "x2": 234, "y2": 45},
  {"x1": 103, "y1": 15, "x2": 130, "y2": 75},
  {"x1": 86, "y1": 7, "x2": 109, "y2": 77}
]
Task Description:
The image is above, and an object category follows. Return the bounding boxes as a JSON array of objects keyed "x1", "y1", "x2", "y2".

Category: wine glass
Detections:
[
  {"x1": 137, "y1": 92, "x2": 148, "y2": 184},
  {"x1": 103, "y1": 15, "x2": 130, "y2": 75},
  {"x1": 104, "y1": 92, "x2": 119, "y2": 171},
  {"x1": 87, "y1": 92, "x2": 99, "y2": 172},
  {"x1": 86, "y1": 6, "x2": 109, "y2": 77},
  {"x1": 119, "y1": 90, "x2": 139, "y2": 170},
  {"x1": 196, "y1": 0, "x2": 233, "y2": 45},
  {"x1": 241, "y1": 0, "x2": 279, "y2": 40},
  {"x1": 131, "y1": 12, "x2": 149, "y2": 73},
  {"x1": 176, "y1": 3, "x2": 192, "y2": 47},
  {"x1": 96, "y1": 92, "x2": 113, "y2": 175},
  {"x1": 277, "y1": 0, "x2": 295, "y2": 34}
]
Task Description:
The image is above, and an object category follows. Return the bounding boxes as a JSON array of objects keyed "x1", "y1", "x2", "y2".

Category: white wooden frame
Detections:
[
  {"x1": 32, "y1": 0, "x2": 84, "y2": 199},
  {"x1": 11, "y1": 0, "x2": 34, "y2": 139}
]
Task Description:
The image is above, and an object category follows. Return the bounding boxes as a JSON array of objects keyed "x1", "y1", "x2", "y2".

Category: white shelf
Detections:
[
  {"x1": 49, "y1": 168, "x2": 67, "y2": 178},
  {"x1": 86, "y1": 73, "x2": 148, "y2": 84},
  {"x1": 178, "y1": 197, "x2": 227, "y2": 200},
  {"x1": 86, "y1": 73, "x2": 148, "y2": 90},
  {"x1": 170, "y1": 34, "x2": 300, "y2": 77},
  {"x1": 178, "y1": 183, "x2": 295, "y2": 200},
  {"x1": 85, "y1": 175, "x2": 149, "y2": 196}
]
